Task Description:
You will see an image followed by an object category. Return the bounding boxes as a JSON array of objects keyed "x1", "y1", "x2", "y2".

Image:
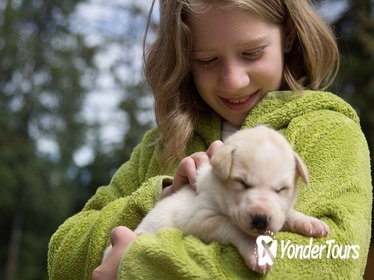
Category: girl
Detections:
[{"x1": 48, "y1": 0, "x2": 372, "y2": 279}]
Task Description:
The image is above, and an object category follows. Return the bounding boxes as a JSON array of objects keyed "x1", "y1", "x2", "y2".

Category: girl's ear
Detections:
[
  {"x1": 210, "y1": 144, "x2": 236, "y2": 181},
  {"x1": 284, "y1": 40, "x2": 293, "y2": 53},
  {"x1": 284, "y1": 18, "x2": 296, "y2": 54}
]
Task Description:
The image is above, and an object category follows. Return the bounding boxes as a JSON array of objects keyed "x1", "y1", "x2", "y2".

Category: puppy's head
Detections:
[{"x1": 210, "y1": 126, "x2": 309, "y2": 236}]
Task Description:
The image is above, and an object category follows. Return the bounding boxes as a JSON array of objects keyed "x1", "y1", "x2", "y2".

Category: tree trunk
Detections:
[{"x1": 4, "y1": 209, "x2": 23, "y2": 280}]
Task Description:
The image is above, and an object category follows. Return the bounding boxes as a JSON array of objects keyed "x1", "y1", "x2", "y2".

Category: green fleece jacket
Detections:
[{"x1": 48, "y1": 91, "x2": 372, "y2": 279}]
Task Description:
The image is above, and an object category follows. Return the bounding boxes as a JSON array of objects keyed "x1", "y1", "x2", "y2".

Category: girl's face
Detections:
[{"x1": 189, "y1": 6, "x2": 285, "y2": 126}]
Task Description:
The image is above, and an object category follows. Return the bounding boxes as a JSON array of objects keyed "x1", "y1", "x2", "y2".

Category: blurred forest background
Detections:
[{"x1": 0, "y1": 0, "x2": 373, "y2": 279}]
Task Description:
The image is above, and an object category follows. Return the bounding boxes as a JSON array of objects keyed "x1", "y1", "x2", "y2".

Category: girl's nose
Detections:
[{"x1": 219, "y1": 60, "x2": 250, "y2": 93}]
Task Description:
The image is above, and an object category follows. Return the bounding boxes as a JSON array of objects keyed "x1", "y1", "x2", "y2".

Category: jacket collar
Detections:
[{"x1": 195, "y1": 90, "x2": 358, "y2": 146}]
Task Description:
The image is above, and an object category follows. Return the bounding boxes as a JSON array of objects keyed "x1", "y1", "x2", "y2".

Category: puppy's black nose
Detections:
[{"x1": 252, "y1": 214, "x2": 268, "y2": 230}]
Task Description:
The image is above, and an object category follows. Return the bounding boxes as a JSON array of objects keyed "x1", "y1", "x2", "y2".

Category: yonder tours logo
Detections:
[{"x1": 255, "y1": 231, "x2": 360, "y2": 267}]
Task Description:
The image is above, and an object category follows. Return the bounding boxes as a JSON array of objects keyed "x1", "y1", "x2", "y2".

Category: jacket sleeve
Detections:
[
  {"x1": 117, "y1": 110, "x2": 372, "y2": 279},
  {"x1": 47, "y1": 129, "x2": 173, "y2": 280}
]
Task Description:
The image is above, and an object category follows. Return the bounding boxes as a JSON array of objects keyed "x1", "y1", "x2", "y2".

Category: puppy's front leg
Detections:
[
  {"x1": 230, "y1": 233, "x2": 272, "y2": 274},
  {"x1": 192, "y1": 215, "x2": 270, "y2": 274},
  {"x1": 284, "y1": 209, "x2": 330, "y2": 237}
]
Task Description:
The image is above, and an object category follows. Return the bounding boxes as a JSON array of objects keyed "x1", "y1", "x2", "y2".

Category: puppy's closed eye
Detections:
[
  {"x1": 275, "y1": 186, "x2": 289, "y2": 194},
  {"x1": 234, "y1": 178, "x2": 253, "y2": 190}
]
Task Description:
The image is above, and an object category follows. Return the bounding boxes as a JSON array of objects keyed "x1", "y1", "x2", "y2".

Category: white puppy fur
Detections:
[{"x1": 105, "y1": 126, "x2": 330, "y2": 273}]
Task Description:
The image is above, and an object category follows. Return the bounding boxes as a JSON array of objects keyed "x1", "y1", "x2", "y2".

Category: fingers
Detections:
[
  {"x1": 93, "y1": 227, "x2": 137, "y2": 280},
  {"x1": 176, "y1": 151, "x2": 209, "y2": 188},
  {"x1": 110, "y1": 226, "x2": 137, "y2": 247},
  {"x1": 207, "y1": 140, "x2": 224, "y2": 158},
  {"x1": 163, "y1": 152, "x2": 208, "y2": 198},
  {"x1": 163, "y1": 141, "x2": 224, "y2": 199},
  {"x1": 160, "y1": 185, "x2": 173, "y2": 199}
]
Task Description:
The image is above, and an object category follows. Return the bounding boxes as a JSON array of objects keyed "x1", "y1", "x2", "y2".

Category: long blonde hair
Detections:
[{"x1": 144, "y1": 0, "x2": 339, "y2": 165}]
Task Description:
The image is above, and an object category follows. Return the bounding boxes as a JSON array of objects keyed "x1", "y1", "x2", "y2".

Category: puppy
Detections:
[{"x1": 106, "y1": 126, "x2": 330, "y2": 273}]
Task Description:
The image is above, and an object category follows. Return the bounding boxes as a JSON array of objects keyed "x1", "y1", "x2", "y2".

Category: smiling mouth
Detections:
[
  {"x1": 227, "y1": 97, "x2": 250, "y2": 104},
  {"x1": 221, "y1": 91, "x2": 261, "y2": 111}
]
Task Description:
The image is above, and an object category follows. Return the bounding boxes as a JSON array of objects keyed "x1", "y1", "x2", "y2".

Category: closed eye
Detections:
[
  {"x1": 241, "y1": 48, "x2": 264, "y2": 60},
  {"x1": 234, "y1": 178, "x2": 253, "y2": 189},
  {"x1": 195, "y1": 57, "x2": 217, "y2": 67},
  {"x1": 276, "y1": 186, "x2": 289, "y2": 194}
]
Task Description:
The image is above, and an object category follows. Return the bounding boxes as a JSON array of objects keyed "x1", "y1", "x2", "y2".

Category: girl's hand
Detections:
[
  {"x1": 161, "y1": 140, "x2": 223, "y2": 198},
  {"x1": 92, "y1": 226, "x2": 137, "y2": 280}
]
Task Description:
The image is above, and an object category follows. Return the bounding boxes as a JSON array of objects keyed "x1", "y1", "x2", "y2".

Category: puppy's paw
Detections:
[
  {"x1": 303, "y1": 217, "x2": 330, "y2": 237},
  {"x1": 245, "y1": 252, "x2": 273, "y2": 274},
  {"x1": 236, "y1": 236, "x2": 273, "y2": 274},
  {"x1": 286, "y1": 210, "x2": 330, "y2": 238},
  {"x1": 242, "y1": 249, "x2": 273, "y2": 274},
  {"x1": 291, "y1": 216, "x2": 330, "y2": 237}
]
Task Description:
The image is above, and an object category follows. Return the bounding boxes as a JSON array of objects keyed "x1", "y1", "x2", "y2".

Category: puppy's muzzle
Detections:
[{"x1": 252, "y1": 214, "x2": 269, "y2": 231}]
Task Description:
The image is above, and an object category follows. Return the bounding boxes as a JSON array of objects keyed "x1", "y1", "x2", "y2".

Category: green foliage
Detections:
[
  {"x1": 0, "y1": 0, "x2": 96, "y2": 279},
  {"x1": 329, "y1": 0, "x2": 374, "y2": 243},
  {"x1": 330, "y1": 0, "x2": 374, "y2": 178},
  {"x1": 73, "y1": 2, "x2": 154, "y2": 201},
  {"x1": 1, "y1": 1, "x2": 154, "y2": 279}
]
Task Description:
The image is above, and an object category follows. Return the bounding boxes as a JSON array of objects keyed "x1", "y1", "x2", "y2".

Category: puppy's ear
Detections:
[
  {"x1": 210, "y1": 144, "x2": 236, "y2": 181},
  {"x1": 294, "y1": 153, "x2": 309, "y2": 186}
]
